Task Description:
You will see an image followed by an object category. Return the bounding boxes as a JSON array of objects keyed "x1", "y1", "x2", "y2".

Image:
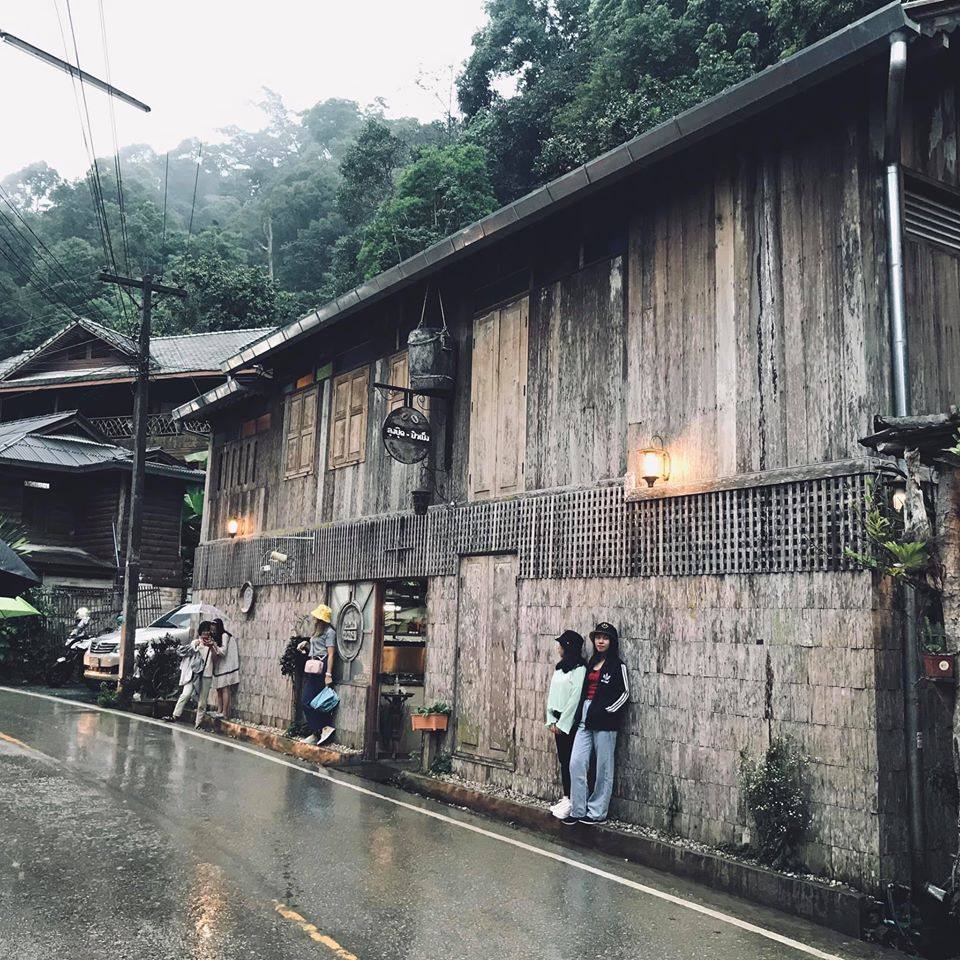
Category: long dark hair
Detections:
[{"x1": 588, "y1": 633, "x2": 621, "y2": 669}]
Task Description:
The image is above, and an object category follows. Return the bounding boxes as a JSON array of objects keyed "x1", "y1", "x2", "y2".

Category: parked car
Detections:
[{"x1": 83, "y1": 604, "x2": 192, "y2": 687}]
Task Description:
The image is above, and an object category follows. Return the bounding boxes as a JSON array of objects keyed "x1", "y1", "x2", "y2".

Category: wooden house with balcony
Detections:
[
  {"x1": 0, "y1": 319, "x2": 269, "y2": 459},
  {"x1": 0, "y1": 411, "x2": 203, "y2": 598},
  {"x1": 176, "y1": 2, "x2": 960, "y2": 895}
]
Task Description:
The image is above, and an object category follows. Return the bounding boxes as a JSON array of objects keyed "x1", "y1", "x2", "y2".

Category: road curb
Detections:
[
  {"x1": 210, "y1": 717, "x2": 362, "y2": 766},
  {"x1": 392, "y1": 770, "x2": 867, "y2": 939}
]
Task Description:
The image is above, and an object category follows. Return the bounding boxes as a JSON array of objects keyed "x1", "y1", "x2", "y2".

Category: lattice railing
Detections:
[
  {"x1": 193, "y1": 472, "x2": 871, "y2": 590},
  {"x1": 92, "y1": 414, "x2": 211, "y2": 438}
]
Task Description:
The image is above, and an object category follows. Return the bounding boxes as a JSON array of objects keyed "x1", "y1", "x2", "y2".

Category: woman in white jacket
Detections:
[{"x1": 544, "y1": 630, "x2": 586, "y2": 820}]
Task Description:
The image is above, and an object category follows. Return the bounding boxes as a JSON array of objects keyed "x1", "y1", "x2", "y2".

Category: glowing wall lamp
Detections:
[
  {"x1": 226, "y1": 517, "x2": 240, "y2": 538},
  {"x1": 638, "y1": 435, "x2": 671, "y2": 488}
]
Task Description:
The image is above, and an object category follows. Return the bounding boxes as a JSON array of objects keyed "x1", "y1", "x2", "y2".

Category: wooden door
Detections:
[{"x1": 454, "y1": 554, "x2": 518, "y2": 766}]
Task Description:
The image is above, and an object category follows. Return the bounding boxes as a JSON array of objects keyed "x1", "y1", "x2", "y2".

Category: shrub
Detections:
[
  {"x1": 133, "y1": 635, "x2": 180, "y2": 699},
  {"x1": 279, "y1": 636, "x2": 308, "y2": 677},
  {"x1": 740, "y1": 738, "x2": 811, "y2": 869}
]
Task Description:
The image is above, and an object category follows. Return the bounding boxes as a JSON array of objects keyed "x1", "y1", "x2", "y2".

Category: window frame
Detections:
[
  {"x1": 282, "y1": 385, "x2": 320, "y2": 480},
  {"x1": 328, "y1": 365, "x2": 370, "y2": 470}
]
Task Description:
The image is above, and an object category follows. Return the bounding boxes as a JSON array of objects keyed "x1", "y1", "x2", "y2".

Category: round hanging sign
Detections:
[
  {"x1": 336, "y1": 601, "x2": 365, "y2": 662},
  {"x1": 382, "y1": 406, "x2": 431, "y2": 464}
]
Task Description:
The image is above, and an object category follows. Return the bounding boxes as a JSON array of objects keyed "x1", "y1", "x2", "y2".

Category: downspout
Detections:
[{"x1": 883, "y1": 30, "x2": 925, "y2": 890}]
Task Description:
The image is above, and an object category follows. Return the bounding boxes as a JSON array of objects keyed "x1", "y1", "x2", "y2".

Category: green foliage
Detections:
[
  {"x1": 96, "y1": 683, "x2": 120, "y2": 708},
  {"x1": 279, "y1": 635, "x2": 308, "y2": 677},
  {"x1": 133, "y1": 635, "x2": 180, "y2": 700},
  {"x1": 416, "y1": 701, "x2": 452, "y2": 716},
  {"x1": 843, "y1": 478, "x2": 931, "y2": 581},
  {"x1": 0, "y1": 587, "x2": 51, "y2": 683},
  {"x1": 430, "y1": 753, "x2": 453, "y2": 775},
  {"x1": 357, "y1": 144, "x2": 497, "y2": 279},
  {"x1": 284, "y1": 719, "x2": 310, "y2": 739},
  {"x1": 0, "y1": 4, "x2": 893, "y2": 355},
  {"x1": 740, "y1": 738, "x2": 811, "y2": 868}
]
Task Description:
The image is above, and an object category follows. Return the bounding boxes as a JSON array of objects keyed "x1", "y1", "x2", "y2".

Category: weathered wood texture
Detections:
[
  {"x1": 195, "y1": 472, "x2": 871, "y2": 590},
  {"x1": 427, "y1": 569, "x2": 906, "y2": 891}
]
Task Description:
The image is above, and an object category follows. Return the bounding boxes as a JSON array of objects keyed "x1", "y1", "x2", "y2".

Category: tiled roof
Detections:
[
  {"x1": 0, "y1": 324, "x2": 271, "y2": 389},
  {"x1": 0, "y1": 411, "x2": 203, "y2": 481}
]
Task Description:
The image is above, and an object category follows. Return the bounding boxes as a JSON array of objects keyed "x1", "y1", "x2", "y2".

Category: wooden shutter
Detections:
[
  {"x1": 388, "y1": 352, "x2": 408, "y2": 412},
  {"x1": 284, "y1": 392, "x2": 303, "y2": 476},
  {"x1": 329, "y1": 366, "x2": 369, "y2": 469},
  {"x1": 469, "y1": 310, "x2": 498, "y2": 500},
  {"x1": 468, "y1": 298, "x2": 528, "y2": 501},
  {"x1": 298, "y1": 387, "x2": 317, "y2": 473},
  {"x1": 495, "y1": 298, "x2": 528, "y2": 496},
  {"x1": 485, "y1": 554, "x2": 518, "y2": 762}
]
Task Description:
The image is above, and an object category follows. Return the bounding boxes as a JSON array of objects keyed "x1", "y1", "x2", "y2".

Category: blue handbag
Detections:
[{"x1": 310, "y1": 686, "x2": 340, "y2": 712}]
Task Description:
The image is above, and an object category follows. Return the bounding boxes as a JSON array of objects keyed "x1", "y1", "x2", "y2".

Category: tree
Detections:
[{"x1": 356, "y1": 143, "x2": 498, "y2": 278}]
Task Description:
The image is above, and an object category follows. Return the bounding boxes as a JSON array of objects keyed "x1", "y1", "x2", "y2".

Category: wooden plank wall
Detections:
[{"x1": 627, "y1": 89, "x2": 886, "y2": 485}]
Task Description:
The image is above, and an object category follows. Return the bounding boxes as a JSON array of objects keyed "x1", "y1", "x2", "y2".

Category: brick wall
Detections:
[{"x1": 426, "y1": 570, "x2": 906, "y2": 891}]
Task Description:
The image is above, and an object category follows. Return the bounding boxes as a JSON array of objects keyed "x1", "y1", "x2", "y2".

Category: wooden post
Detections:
[{"x1": 98, "y1": 272, "x2": 187, "y2": 692}]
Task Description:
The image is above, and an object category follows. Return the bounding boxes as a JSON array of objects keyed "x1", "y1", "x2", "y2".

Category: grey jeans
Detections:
[
  {"x1": 569, "y1": 700, "x2": 618, "y2": 820},
  {"x1": 172, "y1": 676, "x2": 199, "y2": 719}
]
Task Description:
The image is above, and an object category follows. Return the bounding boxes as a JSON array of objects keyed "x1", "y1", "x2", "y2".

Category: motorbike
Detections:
[{"x1": 47, "y1": 609, "x2": 92, "y2": 687}]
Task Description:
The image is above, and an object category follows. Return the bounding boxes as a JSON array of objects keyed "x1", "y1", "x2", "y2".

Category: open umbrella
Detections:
[
  {"x1": 177, "y1": 601, "x2": 229, "y2": 623},
  {"x1": 0, "y1": 540, "x2": 39, "y2": 597},
  {"x1": 0, "y1": 596, "x2": 41, "y2": 619}
]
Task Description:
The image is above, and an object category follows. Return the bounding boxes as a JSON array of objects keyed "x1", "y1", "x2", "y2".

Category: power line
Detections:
[
  {"x1": 58, "y1": 0, "x2": 130, "y2": 327},
  {"x1": 97, "y1": 0, "x2": 131, "y2": 277},
  {"x1": 187, "y1": 141, "x2": 203, "y2": 242},
  {"x1": 0, "y1": 187, "x2": 113, "y2": 325},
  {"x1": 159, "y1": 151, "x2": 169, "y2": 278}
]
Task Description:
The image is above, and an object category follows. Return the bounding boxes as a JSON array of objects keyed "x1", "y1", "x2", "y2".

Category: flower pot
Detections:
[
  {"x1": 412, "y1": 712, "x2": 448, "y2": 732},
  {"x1": 922, "y1": 652, "x2": 955, "y2": 681}
]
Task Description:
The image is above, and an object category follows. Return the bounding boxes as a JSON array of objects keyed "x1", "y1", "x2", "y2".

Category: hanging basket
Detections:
[{"x1": 411, "y1": 712, "x2": 449, "y2": 732}]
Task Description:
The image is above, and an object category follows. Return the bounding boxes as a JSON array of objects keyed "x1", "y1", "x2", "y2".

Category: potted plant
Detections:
[
  {"x1": 921, "y1": 620, "x2": 955, "y2": 682},
  {"x1": 412, "y1": 701, "x2": 451, "y2": 732}
]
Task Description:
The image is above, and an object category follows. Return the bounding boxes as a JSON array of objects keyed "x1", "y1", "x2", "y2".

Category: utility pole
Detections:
[{"x1": 99, "y1": 273, "x2": 186, "y2": 691}]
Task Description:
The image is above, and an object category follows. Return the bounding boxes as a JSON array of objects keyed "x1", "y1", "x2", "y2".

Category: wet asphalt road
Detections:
[{"x1": 0, "y1": 688, "x2": 896, "y2": 960}]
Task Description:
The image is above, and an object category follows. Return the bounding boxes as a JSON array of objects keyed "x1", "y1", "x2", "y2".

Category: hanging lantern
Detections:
[
  {"x1": 227, "y1": 517, "x2": 240, "y2": 538},
  {"x1": 638, "y1": 436, "x2": 670, "y2": 488},
  {"x1": 408, "y1": 287, "x2": 456, "y2": 395}
]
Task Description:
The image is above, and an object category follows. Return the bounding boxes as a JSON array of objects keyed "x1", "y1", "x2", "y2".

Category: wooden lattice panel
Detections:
[{"x1": 193, "y1": 473, "x2": 870, "y2": 590}]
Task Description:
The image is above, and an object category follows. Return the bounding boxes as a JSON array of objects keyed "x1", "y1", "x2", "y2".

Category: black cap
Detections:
[
  {"x1": 554, "y1": 629, "x2": 584, "y2": 653},
  {"x1": 590, "y1": 621, "x2": 619, "y2": 643}
]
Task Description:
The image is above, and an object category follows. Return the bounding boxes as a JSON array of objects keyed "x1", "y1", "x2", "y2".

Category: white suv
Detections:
[{"x1": 83, "y1": 605, "x2": 192, "y2": 686}]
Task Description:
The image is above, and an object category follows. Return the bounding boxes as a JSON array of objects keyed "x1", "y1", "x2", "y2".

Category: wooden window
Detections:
[
  {"x1": 387, "y1": 351, "x2": 409, "y2": 412},
  {"x1": 329, "y1": 366, "x2": 369, "y2": 469},
  {"x1": 218, "y1": 437, "x2": 259, "y2": 492},
  {"x1": 468, "y1": 297, "x2": 528, "y2": 501},
  {"x1": 283, "y1": 386, "x2": 319, "y2": 479}
]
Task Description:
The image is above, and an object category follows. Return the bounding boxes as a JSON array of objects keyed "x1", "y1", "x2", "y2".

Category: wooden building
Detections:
[
  {"x1": 177, "y1": 3, "x2": 960, "y2": 891},
  {"x1": 0, "y1": 319, "x2": 269, "y2": 459},
  {"x1": 0, "y1": 411, "x2": 203, "y2": 600}
]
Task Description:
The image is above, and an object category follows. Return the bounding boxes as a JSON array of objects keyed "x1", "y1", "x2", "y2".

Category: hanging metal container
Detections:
[{"x1": 408, "y1": 326, "x2": 456, "y2": 396}]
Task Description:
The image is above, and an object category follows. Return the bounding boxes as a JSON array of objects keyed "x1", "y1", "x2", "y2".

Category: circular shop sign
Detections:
[
  {"x1": 382, "y1": 406, "x2": 431, "y2": 464},
  {"x1": 336, "y1": 601, "x2": 364, "y2": 662}
]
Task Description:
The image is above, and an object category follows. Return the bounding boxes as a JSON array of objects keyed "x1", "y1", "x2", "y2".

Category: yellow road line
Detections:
[
  {"x1": 0, "y1": 731, "x2": 29, "y2": 749},
  {"x1": 274, "y1": 902, "x2": 358, "y2": 959}
]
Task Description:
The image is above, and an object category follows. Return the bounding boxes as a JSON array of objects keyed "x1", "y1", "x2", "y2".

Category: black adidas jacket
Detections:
[{"x1": 579, "y1": 658, "x2": 630, "y2": 731}]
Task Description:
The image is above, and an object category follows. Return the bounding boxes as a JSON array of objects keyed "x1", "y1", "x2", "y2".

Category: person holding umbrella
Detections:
[
  {"x1": 211, "y1": 618, "x2": 240, "y2": 719},
  {"x1": 193, "y1": 620, "x2": 225, "y2": 728}
]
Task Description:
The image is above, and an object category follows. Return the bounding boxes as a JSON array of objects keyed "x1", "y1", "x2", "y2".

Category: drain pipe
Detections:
[{"x1": 883, "y1": 30, "x2": 925, "y2": 890}]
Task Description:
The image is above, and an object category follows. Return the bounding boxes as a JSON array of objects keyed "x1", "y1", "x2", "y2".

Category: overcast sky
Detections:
[{"x1": 0, "y1": 1, "x2": 489, "y2": 181}]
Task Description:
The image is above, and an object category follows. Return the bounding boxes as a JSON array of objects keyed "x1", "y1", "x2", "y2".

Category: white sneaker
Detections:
[
  {"x1": 551, "y1": 797, "x2": 571, "y2": 820},
  {"x1": 318, "y1": 726, "x2": 335, "y2": 745},
  {"x1": 300, "y1": 734, "x2": 319, "y2": 745}
]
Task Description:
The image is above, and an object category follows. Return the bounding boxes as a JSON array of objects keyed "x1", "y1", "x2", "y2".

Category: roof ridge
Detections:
[{"x1": 153, "y1": 326, "x2": 273, "y2": 342}]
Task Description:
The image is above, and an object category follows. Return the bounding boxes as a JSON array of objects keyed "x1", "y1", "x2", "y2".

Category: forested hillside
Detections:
[{"x1": 0, "y1": 0, "x2": 885, "y2": 357}]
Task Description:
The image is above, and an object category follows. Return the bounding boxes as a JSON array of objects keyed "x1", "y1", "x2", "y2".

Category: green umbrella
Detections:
[{"x1": 0, "y1": 596, "x2": 41, "y2": 619}]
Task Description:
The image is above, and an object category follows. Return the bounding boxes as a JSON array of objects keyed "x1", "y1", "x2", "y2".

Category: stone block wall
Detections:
[
  {"x1": 194, "y1": 583, "x2": 316, "y2": 728},
  {"x1": 426, "y1": 569, "x2": 907, "y2": 891}
]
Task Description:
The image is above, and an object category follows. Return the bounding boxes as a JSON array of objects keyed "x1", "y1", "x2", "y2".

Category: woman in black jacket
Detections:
[{"x1": 563, "y1": 621, "x2": 629, "y2": 825}]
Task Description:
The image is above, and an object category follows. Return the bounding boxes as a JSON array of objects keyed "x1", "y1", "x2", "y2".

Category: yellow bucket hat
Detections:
[{"x1": 311, "y1": 604, "x2": 332, "y2": 624}]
